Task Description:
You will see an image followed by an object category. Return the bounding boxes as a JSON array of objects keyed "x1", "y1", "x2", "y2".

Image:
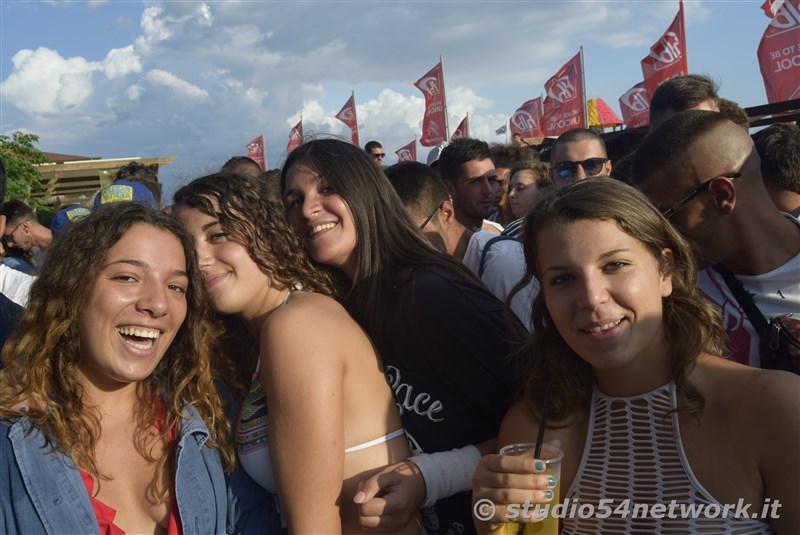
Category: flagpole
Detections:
[
  {"x1": 466, "y1": 112, "x2": 469, "y2": 138},
  {"x1": 262, "y1": 131, "x2": 267, "y2": 170},
  {"x1": 352, "y1": 90, "x2": 359, "y2": 146},
  {"x1": 580, "y1": 45, "x2": 587, "y2": 129},
  {"x1": 679, "y1": 0, "x2": 687, "y2": 67},
  {"x1": 440, "y1": 54, "x2": 450, "y2": 140},
  {"x1": 414, "y1": 134, "x2": 417, "y2": 162}
]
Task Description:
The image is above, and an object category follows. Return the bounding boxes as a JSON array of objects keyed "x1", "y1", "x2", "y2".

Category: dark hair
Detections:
[
  {"x1": 752, "y1": 123, "x2": 800, "y2": 194},
  {"x1": 0, "y1": 203, "x2": 234, "y2": 495},
  {"x1": 280, "y1": 138, "x2": 482, "y2": 342},
  {"x1": 609, "y1": 152, "x2": 636, "y2": 185},
  {"x1": 718, "y1": 98, "x2": 750, "y2": 131},
  {"x1": 649, "y1": 74, "x2": 719, "y2": 128},
  {"x1": 517, "y1": 177, "x2": 726, "y2": 423},
  {"x1": 260, "y1": 169, "x2": 283, "y2": 204},
  {"x1": 114, "y1": 162, "x2": 163, "y2": 206},
  {"x1": 221, "y1": 156, "x2": 263, "y2": 178},
  {"x1": 438, "y1": 138, "x2": 493, "y2": 182},
  {"x1": 509, "y1": 159, "x2": 551, "y2": 188},
  {"x1": 2, "y1": 199, "x2": 34, "y2": 228},
  {"x1": 384, "y1": 161, "x2": 449, "y2": 218},
  {"x1": 632, "y1": 110, "x2": 731, "y2": 185},
  {"x1": 550, "y1": 128, "x2": 608, "y2": 163},
  {"x1": 490, "y1": 143, "x2": 536, "y2": 170},
  {"x1": 364, "y1": 140, "x2": 383, "y2": 152}
]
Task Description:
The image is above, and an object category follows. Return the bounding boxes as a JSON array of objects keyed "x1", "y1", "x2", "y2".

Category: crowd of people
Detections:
[{"x1": 0, "y1": 73, "x2": 798, "y2": 535}]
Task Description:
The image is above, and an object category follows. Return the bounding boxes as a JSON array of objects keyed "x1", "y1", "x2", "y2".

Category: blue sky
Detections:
[{"x1": 0, "y1": 0, "x2": 776, "y2": 199}]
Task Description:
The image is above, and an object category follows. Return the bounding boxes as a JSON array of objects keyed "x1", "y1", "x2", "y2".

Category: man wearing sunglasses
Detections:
[
  {"x1": 634, "y1": 110, "x2": 800, "y2": 370},
  {"x1": 1, "y1": 200, "x2": 52, "y2": 273},
  {"x1": 364, "y1": 140, "x2": 385, "y2": 165},
  {"x1": 549, "y1": 128, "x2": 612, "y2": 183}
]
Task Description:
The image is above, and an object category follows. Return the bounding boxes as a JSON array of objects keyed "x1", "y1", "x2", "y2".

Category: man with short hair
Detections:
[
  {"x1": 364, "y1": 140, "x2": 385, "y2": 164},
  {"x1": 220, "y1": 156, "x2": 263, "y2": 179},
  {"x1": 438, "y1": 138, "x2": 499, "y2": 232},
  {"x1": 752, "y1": 123, "x2": 800, "y2": 218},
  {"x1": 549, "y1": 128, "x2": 612, "y2": 184},
  {"x1": 1, "y1": 200, "x2": 52, "y2": 270},
  {"x1": 649, "y1": 73, "x2": 720, "y2": 129},
  {"x1": 633, "y1": 110, "x2": 800, "y2": 369},
  {"x1": 385, "y1": 161, "x2": 535, "y2": 330}
]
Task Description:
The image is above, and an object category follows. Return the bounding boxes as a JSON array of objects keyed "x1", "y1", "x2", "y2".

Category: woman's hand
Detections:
[{"x1": 353, "y1": 460, "x2": 424, "y2": 532}]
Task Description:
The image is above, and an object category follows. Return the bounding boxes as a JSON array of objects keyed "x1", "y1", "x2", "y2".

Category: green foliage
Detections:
[{"x1": 1, "y1": 131, "x2": 47, "y2": 204}]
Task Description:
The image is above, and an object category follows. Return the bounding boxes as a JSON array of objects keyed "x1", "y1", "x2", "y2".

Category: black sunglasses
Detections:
[
  {"x1": 373, "y1": 153, "x2": 386, "y2": 159},
  {"x1": 662, "y1": 172, "x2": 742, "y2": 220},
  {"x1": 553, "y1": 157, "x2": 608, "y2": 179}
]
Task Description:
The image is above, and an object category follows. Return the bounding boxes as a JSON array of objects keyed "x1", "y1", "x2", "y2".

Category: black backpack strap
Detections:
[
  {"x1": 479, "y1": 236, "x2": 517, "y2": 277},
  {"x1": 711, "y1": 263, "x2": 770, "y2": 337}
]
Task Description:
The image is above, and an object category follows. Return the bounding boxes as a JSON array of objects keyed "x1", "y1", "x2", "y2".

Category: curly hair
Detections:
[
  {"x1": 0, "y1": 203, "x2": 234, "y2": 500},
  {"x1": 516, "y1": 177, "x2": 727, "y2": 423}
]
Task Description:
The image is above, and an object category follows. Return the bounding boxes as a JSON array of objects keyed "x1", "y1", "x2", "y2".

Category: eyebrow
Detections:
[
  {"x1": 202, "y1": 220, "x2": 220, "y2": 231},
  {"x1": 541, "y1": 248, "x2": 633, "y2": 275},
  {"x1": 105, "y1": 259, "x2": 188, "y2": 278}
]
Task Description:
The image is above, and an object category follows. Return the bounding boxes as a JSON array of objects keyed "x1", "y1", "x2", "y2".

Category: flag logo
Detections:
[
  {"x1": 339, "y1": 107, "x2": 355, "y2": 121},
  {"x1": 620, "y1": 86, "x2": 649, "y2": 113},
  {"x1": 397, "y1": 149, "x2": 413, "y2": 160},
  {"x1": 547, "y1": 75, "x2": 577, "y2": 103},
  {"x1": 511, "y1": 110, "x2": 538, "y2": 132},
  {"x1": 648, "y1": 31, "x2": 684, "y2": 69},
  {"x1": 418, "y1": 76, "x2": 441, "y2": 96}
]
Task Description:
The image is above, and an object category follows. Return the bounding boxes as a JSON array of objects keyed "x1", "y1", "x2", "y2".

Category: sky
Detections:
[{"x1": 0, "y1": 0, "x2": 777, "y2": 199}]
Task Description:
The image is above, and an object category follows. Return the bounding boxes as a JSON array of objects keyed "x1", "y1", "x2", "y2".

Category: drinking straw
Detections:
[{"x1": 534, "y1": 391, "x2": 550, "y2": 458}]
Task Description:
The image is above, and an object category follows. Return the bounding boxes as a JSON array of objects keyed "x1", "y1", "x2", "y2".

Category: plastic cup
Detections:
[{"x1": 498, "y1": 442, "x2": 563, "y2": 535}]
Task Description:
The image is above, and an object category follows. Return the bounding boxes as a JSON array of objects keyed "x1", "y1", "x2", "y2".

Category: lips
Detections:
[
  {"x1": 308, "y1": 221, "x2": 337, "y2": 238},
  {"x1": 203, "y1": 272, "x2": 228, "y2": 290},
  {"x1": 116, "y1": 325, "x2": 161, "y2": 352},
  {"x1": 580, "y1": 318, "x2": 624, "y2": 336}
]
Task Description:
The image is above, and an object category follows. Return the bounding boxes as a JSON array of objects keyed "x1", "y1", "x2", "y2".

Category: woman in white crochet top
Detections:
[{"x1": 472, "y1": 177, "x2": 798, "y2": 535}]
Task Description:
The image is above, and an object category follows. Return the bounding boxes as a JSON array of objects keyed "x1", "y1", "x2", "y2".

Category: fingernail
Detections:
[
  {"x1": 545, "y1": 490, "x2": 554, "y2": 500},
  {"x1": 548, "y1": 476, "x2": 556, "y2": 487},
  {"x1": 534, "y1": 461, "x2": 545, "y2": 471},
  {"x1": 353, "y1": 491, "x2": 366, "y2": 503}
]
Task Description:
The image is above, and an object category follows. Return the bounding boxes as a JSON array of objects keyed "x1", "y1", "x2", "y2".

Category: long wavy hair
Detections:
[
  {"x1": 0, "y1": 204, "x2": 234, "y2": 500},
  {"x1": 280, "y1": 138, "x2": 484, "y2": 343},
  {"x1": 517, "y1": 177, "x2": 727, "y2": 423}
]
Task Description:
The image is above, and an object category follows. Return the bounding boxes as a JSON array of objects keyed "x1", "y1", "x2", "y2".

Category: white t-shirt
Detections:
[
  {"x1": 0, "y1": 264, "x2": 35, "y2": 307},
  {"x1": 698, "y1": 252, "x2": 800, "y2": 368},
  {"x1": 461, "y1": 230, "x2": 538, "y2": 331}
]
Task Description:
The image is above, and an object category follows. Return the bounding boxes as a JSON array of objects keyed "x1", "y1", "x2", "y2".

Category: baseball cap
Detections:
[
  {"x1": 427, "y1": 142, "x2": 449, "y2": 167},
  {"x1": 93, "y1": 180, "x2": 157, "y2": 210},
  {"x1": 51, "y1": 205, "x2": 91, "y2": 235}
]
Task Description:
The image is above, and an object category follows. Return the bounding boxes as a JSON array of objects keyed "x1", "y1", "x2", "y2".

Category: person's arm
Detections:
[
  {"x1": 0, "y1": 265, "x2": 35, "y2": 307},
  {"x1": 259, "y1": 299, "x2": 347, "y2": 534}
]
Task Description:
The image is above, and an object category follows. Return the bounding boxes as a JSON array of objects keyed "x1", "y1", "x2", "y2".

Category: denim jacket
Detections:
[{"x1": 0, "y1": 404, "x2": 227, "y2": 535}]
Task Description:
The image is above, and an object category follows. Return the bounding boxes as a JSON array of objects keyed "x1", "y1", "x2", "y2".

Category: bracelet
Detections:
[{"x1": 408, "y1": 445, "x2": 482, "y2": 508}]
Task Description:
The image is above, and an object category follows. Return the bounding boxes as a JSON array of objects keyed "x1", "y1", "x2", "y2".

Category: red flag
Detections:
[
  {"x1": 287, "y1": 120, "x2": 303, "y2": 154},
  {"x1": 245, "y1": 135, "x2": 267, "y2": 171},
  {"x1": 451, "y1": 115, "x2": 469, "y2": 141},
  {"x1": 414, "y1": 61, "x2": 448, "y2": 147},
  {"x1": 335, "y1": 93, "x2": 360, "y2": 146},
  {"x1": 395, "y1": 140, "x2": 417, "y2": 162},
  {"x1": 641, "y1": 1, "x2": 688, "y2": 100},
  {"x1": 510, "y1": 98, "x2": 544, "y2": 138},
  {"x1": 542, "y1": 51, "x2": 586, "y2": 137},
  {"x1": 618, "y1": 81, "x2": 651, "y2": 129},
  {"x1": 758, "y1": 0, "x2": 800, "y2": 103}
]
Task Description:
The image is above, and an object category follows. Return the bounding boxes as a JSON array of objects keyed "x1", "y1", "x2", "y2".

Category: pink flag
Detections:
[
  {"x1": 335, "y1": 93, "x2": 360, "y2": 146},
  {"x1": 758, "y1": 0, "x2": 800, "y2": 103},
  {"x1": 641, "y1": 1, "x2": 688, "y2": 100},
  {"x1": 542, "y1": 51, "x2": 586, "y2": 137},
  {"x1": 451, "y1": 115, "x2": 469, "y2": 141},
  {"x1": 414, "y1": 61, "x2": 448, "y2": 147},
  {"x1": 245, "y1": 135, "x2": 267, "y2": 171},
  {"x1": 510, "y1": 98, "x2": 544, "y2": 138},
  {"x1": 287, "y1": 120, "x2": 303, "y2": 154},
  {"x1": 618, "y1": 81, "x2": 651, "y2": 129},
  {"x1": 395, "y1": 140, "x2": 417, "y2": 162}
]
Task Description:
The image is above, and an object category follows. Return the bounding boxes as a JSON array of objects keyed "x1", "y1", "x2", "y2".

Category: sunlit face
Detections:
[
  {"x1": 537, "y1": 219, "x2": 672, "y2": 379},
  {"x1": 448, "y1": 158, "x2": 497, "y2": 225},
  {"x1": 174, "y1": 204, "x2": 272, "y2": 317},
  {"x1": 494, "y1": 167, "x2": 510, "y2": 207},
  {"x1": 508, "y1": 169, "x2": 544, "y2": 218},
  {"x1": 3, "y1": 219, "x2": 34, "y2": 251},
  {"x1": 76, "y1": 224, "x2": 188, "y2": 391},
  {"x1": 284, "y1": 163, "x2": 359, "y2": 279}
]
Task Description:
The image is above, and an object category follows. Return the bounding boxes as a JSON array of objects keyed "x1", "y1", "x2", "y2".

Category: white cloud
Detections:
[
  {"x1": 126, "y1": 84, "x2": 144, "y2": 101},
  {"x1": 103, "y1": 46, "x2": 142, "y2": 80},
  {"x1": 145, "y1": 69, "x2": 209, "y2": 101}
]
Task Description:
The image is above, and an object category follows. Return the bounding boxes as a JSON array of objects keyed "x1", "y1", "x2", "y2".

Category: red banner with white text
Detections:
[
  {"x1": 618, "y1": 81, "x2": 651, "y2": 129},
  {"x1": 395, "y1": 140, "x2": 417, "y2": 162},
  {"x1": 335, "y1": 94, "x2": 360, "y2": 146},
  {"x1": 414, "y1": 61, "x2": 448, "y2": 146},
  {"x1": 451, "y1": 115, "x2": 469, "y2": 141},
  {"x1": 758, "y1": 0, "x2": 800, "y2": 103},
  {"x1": 542, "y1": 52, "x2": 585, "y2": 137},
  {"x1": 287, "y1": 121, "x2": 303, "y2": 155},
  {"x1": 245, "y1": 135, "x2": 267, "y2": 171},
  {"x1": 510, "y1": 98, "x2": 544, "y2": 138},
  {"x1": 641, "y1": 1, "x2": 688, "y2": 100}
]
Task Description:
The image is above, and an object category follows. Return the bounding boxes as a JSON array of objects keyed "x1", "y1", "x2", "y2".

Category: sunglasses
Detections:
[
  {"x1": 372, "y1": 153, "x2": 386, "y2": 159},
  {"x1": 1, "y1": 222, "x2": 23, "y2": 246},
  {"x1": 553, "y1": 157, "x2": 608, "y2": 179},
  {"x1": 661, "y1": 172, "x2": 741, "y2": 220},
  {"x1": 419, "y1": 204, "x2": 441, "y2": 230}
]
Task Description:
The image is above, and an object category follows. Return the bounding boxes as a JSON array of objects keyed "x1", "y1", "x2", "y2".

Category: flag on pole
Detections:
[
  {"x1": 451, "y1": 114, "x2": 469, "y2": 140},
  {"x1": 287, "y1": 120, "x2": 303, "y2": 155},
  {"x1": 542, "y1": 51, "x2": 586, "y2": 137},
  {"x1": 495, "y1": 124, "x2": 508, "y2": 135},
  {"x1": 510, "y1": 98, "x2": 544, "y2": 138},
  {"x1": 395, "y1": 140, "x2": 417, "y2": 162},
  {"x1": 335, "y1": 93, "x2": 361, "y2": 146},
  {"x1": 641, "y1": 1, "x2": 688, "y2": 100},
  {"x1": 758, "y1": 0, "x2": 800, "y2": 103},
  {"x1": 618, "y1": 81, "x2": 651, "y2": 129},
  {"x1": 414, "y1": 61, "x2": 448, "y2": 146},
  {"x1": 245, "y1": 135, "x2": 267, "y2": 171}
]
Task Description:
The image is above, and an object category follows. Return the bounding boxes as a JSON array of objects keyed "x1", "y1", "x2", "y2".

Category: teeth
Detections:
[
  {"x1": 310, "y1": 222, "x2": 336, "y2": 236},
  {"x1": 117, "y1": 326, "x2": 160, "y2": 339},
  {"x1": 584, "y1": 319, "x2": 622, "y2": 333}
]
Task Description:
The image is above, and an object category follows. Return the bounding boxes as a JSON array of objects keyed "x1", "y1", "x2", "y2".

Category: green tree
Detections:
[{"x1": 0, "y1": 131, "x2": 47, "y2": 204}]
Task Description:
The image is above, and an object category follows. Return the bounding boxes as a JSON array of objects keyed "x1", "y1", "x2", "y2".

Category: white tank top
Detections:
[{"x1": 561, "y1": 382, "x2": 775, "y2": 534}]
